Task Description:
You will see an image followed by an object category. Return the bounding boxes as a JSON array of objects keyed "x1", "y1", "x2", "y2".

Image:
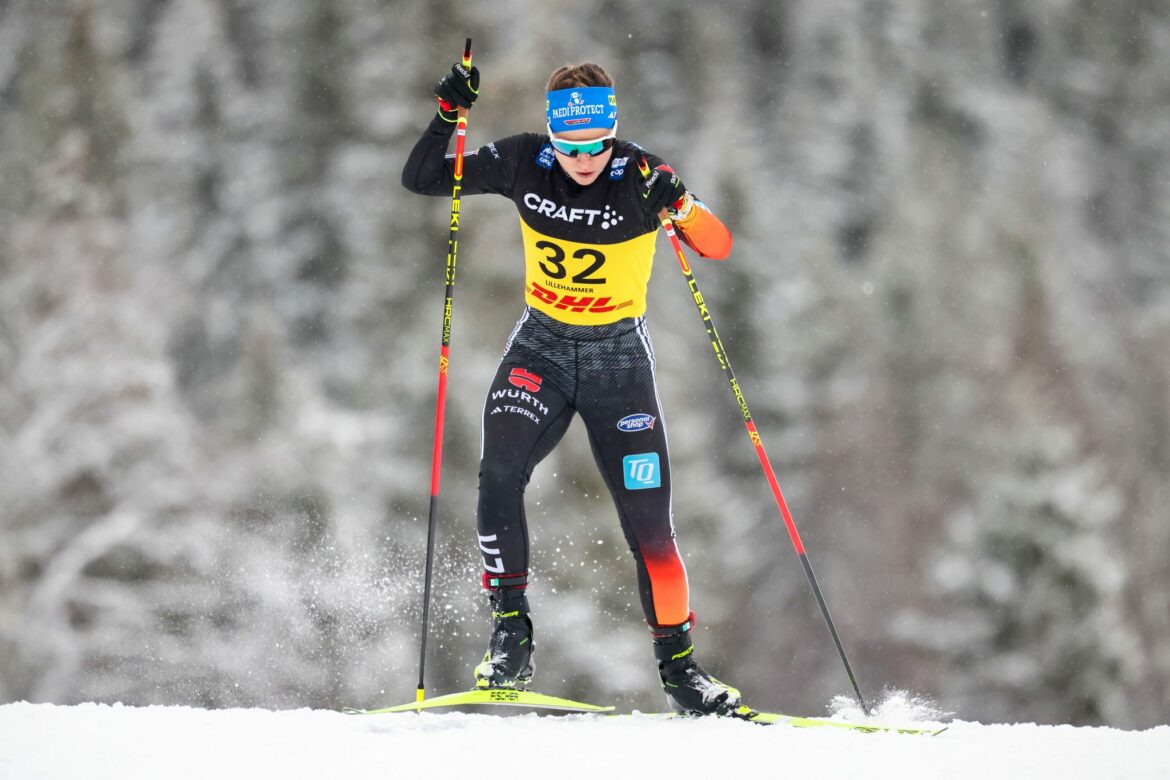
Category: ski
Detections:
[
  {"x1": 343, "y1": 688, "x2": 615, "y2": 715},
  {"x1": 620, "y1": 710, "x2": 945, "y2": 735},
  {"x1": 733, "y1": 710, "x2": 946, "y2": 735},
  {"x1": 345, "y1": 692, "x2": 943, "y2": 734}
]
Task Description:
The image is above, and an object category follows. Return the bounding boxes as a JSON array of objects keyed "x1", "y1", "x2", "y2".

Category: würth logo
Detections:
[{"x1": 508, "y1": 368, "x2": 542, "y2": 393}]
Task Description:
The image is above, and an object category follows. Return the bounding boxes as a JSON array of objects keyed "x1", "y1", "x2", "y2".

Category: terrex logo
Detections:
[{"x1": 523, "y1": 193, "x2": 621, "y2": 229}]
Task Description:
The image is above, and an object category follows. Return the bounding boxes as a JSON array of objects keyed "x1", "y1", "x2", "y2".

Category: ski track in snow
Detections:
[{"x1": 1, "y1": 702, "x2": 1168, "y2": 780}]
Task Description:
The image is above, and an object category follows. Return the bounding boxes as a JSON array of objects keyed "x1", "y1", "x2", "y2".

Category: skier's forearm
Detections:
[
  {"x1": 401, "y1": 115, "x2": 458, "y2": 195},
  {"x1": 675, "y1": 200, "x2": 733, "y2": 260}
]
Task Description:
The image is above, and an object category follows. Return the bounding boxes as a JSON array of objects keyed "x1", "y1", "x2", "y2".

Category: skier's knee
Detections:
[{"x1": 478, "y1": 458, "x2": 530, "y2": 493}]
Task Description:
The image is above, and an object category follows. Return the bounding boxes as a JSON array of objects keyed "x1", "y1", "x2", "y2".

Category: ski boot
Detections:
[
  {"x1": 474, "y1": 573, "x2": 534, "y2": 689},
  {"x1": 651, "y1": 615, "x2": 754, "y2": 719}
]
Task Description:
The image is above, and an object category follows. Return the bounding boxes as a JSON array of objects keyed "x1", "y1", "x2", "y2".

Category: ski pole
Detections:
[
  {"x1": 417, "y1": 38, "x2": 473, "y2": 704},
  {"x1": 637, "y1": 159, "x2": 870, "y2": 714}
]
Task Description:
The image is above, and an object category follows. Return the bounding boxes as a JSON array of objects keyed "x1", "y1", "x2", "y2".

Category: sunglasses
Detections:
[{"x1": 547, "y1": 129, "x2": 617, "y2": 158}]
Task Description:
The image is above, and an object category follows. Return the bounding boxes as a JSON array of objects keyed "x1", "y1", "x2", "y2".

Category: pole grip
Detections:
[{"x1": 457, "y1": 39, "x2": 472, "y2": 120}]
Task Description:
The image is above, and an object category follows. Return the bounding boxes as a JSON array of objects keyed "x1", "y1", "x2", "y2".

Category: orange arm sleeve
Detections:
[{"x1": 673, "y1": 199, "x2": 733, "y2": 260}]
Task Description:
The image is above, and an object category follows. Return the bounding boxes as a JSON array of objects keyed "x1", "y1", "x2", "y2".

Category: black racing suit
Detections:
[{"x1": 402, "y1": 115, "x2": 700, "y2": 627}]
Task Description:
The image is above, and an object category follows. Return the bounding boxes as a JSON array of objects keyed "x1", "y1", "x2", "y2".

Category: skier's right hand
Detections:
[{"x1": 435, "y1": 62, "x2": 480, "y2": 123}]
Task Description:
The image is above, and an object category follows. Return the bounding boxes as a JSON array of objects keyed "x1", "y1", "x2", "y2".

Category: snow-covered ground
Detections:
[{"x1": 1, "y1": 700, "x2": 1167, "y2": 780}]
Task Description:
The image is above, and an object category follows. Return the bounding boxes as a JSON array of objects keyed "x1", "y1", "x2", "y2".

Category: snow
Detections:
[{"x1": 1, "y1": 702, "x2": 1167, "y2": 780}]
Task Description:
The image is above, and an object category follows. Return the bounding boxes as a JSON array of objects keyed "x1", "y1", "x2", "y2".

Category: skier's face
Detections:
[{"x1": 551, "y1": 128, "x2": 615, "y2": 186}]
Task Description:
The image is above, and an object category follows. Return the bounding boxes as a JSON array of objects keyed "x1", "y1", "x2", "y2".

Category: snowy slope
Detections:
[{"x1": 1, "y1": 701, "x2": 1167, "y2": 780}]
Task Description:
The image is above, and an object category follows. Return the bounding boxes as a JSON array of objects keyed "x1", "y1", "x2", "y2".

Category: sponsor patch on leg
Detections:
[{"x1": 622, "y1": 452, "x2": 661, "y2": 490}]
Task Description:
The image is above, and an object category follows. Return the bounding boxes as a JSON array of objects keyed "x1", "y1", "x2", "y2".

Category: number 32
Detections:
[{"x1": 534, "y1": 240, "x2": 606, "y2": 285}]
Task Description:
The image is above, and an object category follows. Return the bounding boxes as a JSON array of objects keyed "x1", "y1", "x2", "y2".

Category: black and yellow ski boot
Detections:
[
  {"x1": 474, "y1": 573, "x2": 534, "y2": 689},
  {"x1": 651, "y1": 616, "x2": 755, "y2": 719}
]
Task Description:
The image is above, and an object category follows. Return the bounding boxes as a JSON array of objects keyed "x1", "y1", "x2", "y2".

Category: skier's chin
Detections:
[{"x1": 568, "y1": 168, "x2": 601, "y2": 185}]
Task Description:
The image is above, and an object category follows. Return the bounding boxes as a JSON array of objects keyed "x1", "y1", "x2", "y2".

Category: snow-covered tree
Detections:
[{"x1": 915, "y1": 383, "x2": 1141, "y2": 725}]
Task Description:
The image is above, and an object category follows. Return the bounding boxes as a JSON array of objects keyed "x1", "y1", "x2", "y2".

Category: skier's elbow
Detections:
[
  {"x1": 702, "y1": 233, "x2": 733, "y2": 260},
  {"x1": 401, "y1": 167, "x2": 427, "y2": 194}
]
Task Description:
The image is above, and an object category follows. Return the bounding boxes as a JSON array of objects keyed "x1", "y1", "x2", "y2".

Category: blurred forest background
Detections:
[{"x1": 1, "y1": 0, "x2": 1168, "y2": 728}]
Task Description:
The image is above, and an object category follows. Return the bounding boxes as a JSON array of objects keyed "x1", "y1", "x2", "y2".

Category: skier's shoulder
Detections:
[
  {"x1": 612, "y1": 139, "x2": 667, "y2": 170},
  {"x1": 481, "y1": 132, "x2": 551, "y2": 166}
]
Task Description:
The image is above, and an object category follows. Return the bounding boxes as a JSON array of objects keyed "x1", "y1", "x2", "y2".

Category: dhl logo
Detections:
[{"x1": 528, "y1": 282, "x2": 633, "y2": 314}]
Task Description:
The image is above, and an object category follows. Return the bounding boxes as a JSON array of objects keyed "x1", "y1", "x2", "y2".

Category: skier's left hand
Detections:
[{"x1": 639, "y1": 160, "x2": 688, "y2": 219}]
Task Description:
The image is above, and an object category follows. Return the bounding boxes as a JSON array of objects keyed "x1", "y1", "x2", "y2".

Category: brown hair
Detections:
[{"x1": 546, "y1": 63, "x2": 614, "y2": 91}]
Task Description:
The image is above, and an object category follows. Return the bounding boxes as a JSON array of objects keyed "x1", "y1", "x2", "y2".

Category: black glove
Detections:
[
  {"x1": 435, "y1": 62, "x2": 480, "y2": 122},
  {"x1": 639, "y1": 160, "x2": 687, "y2": 217}
]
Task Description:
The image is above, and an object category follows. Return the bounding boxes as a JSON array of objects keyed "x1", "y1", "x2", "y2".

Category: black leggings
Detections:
[{"x1": 476, "y1": 308, "x2": 690, "y2": 627}]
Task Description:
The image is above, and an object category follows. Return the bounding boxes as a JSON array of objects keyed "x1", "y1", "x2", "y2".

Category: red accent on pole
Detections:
[
  {"x1": 746, "y1": 421, "x2": 807, "y2": 556},
  {"x1": 430, "y1": 345, "x2": 450, "y2": 497},
  {"x1": 663, "y1": 223, "x2": 691, "y2": 273},
  {"x1": 454, "y1": 120, "x2": 467, "y2": 176}
]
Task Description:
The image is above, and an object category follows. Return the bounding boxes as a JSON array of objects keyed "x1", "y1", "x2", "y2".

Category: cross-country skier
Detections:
[{"x1": 402, "y1": 59, "x2": 749, "y2": 717}]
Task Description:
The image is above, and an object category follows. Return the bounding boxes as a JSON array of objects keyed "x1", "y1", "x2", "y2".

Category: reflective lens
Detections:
[{"x1": 548, "y1": 133, "x2": 616, "y2": 158}]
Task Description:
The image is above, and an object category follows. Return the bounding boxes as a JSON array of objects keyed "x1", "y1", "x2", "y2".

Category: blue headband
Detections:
[{"x1": 546, "y1": 86, "x2": 618, "y2": 133}]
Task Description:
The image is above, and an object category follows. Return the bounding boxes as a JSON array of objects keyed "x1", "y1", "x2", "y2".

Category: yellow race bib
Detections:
[{"x1": 519, "y1": 216, "x2": 658, "y2": 325}]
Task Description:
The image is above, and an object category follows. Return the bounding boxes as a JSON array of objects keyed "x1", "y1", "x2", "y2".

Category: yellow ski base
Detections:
[{"x1": 344, "y1": 688, "x2": 615, "y2": 715}]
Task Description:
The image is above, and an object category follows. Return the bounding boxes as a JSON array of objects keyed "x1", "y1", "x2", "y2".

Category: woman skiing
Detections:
[{"x1": 402, "y1": 58, "x2": 749, "y2": 717}]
